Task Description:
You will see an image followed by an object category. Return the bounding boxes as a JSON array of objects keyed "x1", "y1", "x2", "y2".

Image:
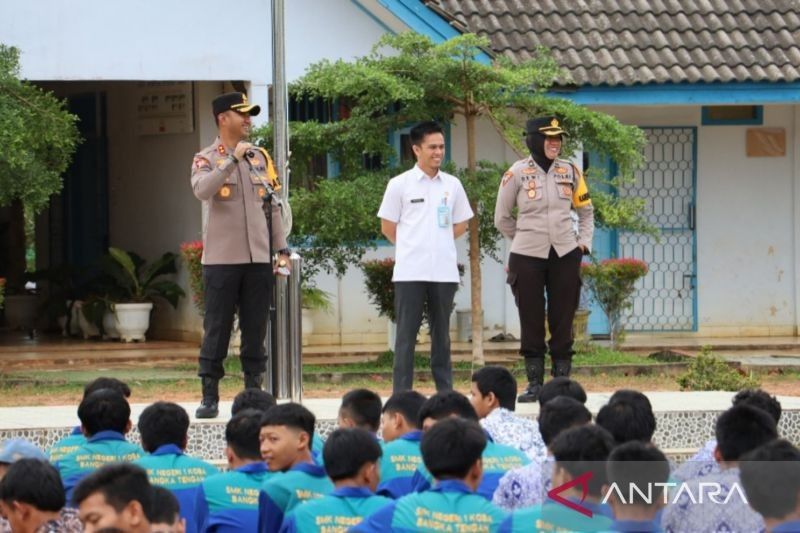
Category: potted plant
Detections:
[
  {"x1": 3, "y1": 276, "x2": 40, "y2": 339},
  {"x1": 180, "y1": 240, "x2": 204, "y2": 315},
  {"x1": 580, "y1": 258, "x2": 648, "y2": 349},
  {"x1": 300, "y1": 282, "x2": 332, "y2": 346},
  {"x1": 360, "y1": 258, "x2": 397, "y2": 349},
  {"x1": 101, "y1": 247, "x2": 186, "y2": 342}
]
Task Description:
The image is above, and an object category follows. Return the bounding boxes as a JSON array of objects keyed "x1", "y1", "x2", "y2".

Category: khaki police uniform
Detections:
[
  {"x1": 494, "y1": 155, "x2": 594, "y2": 364},
  {"x1": 190, "y1": 138, "x2": 287, "y2": 381}
]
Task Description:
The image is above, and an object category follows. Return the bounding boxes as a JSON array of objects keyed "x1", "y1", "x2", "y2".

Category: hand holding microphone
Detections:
[{"x1": 234, "y1": 141, "x2": 252, "y2": 160}]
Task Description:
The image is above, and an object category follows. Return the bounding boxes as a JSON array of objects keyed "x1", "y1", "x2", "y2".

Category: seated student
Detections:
[
  {"x1": 48, "y1": 377, "x2": 132, "y2": 462},
  {"x1": 72, "y1": 463, "x2": 153, "y2": 533},
  {"x1": 134, "y1": 401, "x2": 218, "y2": 533},
  {"x1": 0, "y1": 438, "x2": 47, "y2": 480},
  {"x1": 605, "y1": 441, "x2": 671, "y2": 532},
  {"x1": 499, "y1": 424, "x2": 616, "y2": 532},
  {"x1": 674, "y1": 388, "x2": 782, "y2": 482},
  {"x1": 338, "y1": 389, "x2": 382, "y2": 436},
  {"x1": 353, "y1": 418, "x2": 508, "y2": 532},
  {"x1": 412, "y1": 390, "x2": 530, "y2": 500},
  {"x1": 596, "y1": 390, "x2": 657, "y2": 444},
  {"x1": 470, "y1": 366, "x2": 545, "y2": 461},
  {"x1": 148, "y1": 486, "x2": 186, "y2": 533},
  {"x1": 0, "y1": 458, "x2": 83, "y2": 533},
  {"x1": 280, "y1": 428, "x2": 390, "y2": 532},
  {"x1": 258, "y1": 403, "x2": 334, "y2": 533},
  {"x1": 377, "y1": 390, "x2": 427, "y2": 499},
  {"x1": 740, "y1": 439, "x2": 800, "y2": 533},
  {"x1": 231, "y1": 389, "x2": 326, "y2": 459},
  {"x1": 493, "y1": 396, "x2": 592, "y2": 510},
  {"x1": 538, "y1": 376, "x2": 588, "y2": 406},
  {"x1": 56, "y1": 389, "x2": 144, "y2": 502},
  {"x1": 195, "y1": 410, "x2": 273, "y2": 532},
  {"x1": 662, "y1": 404, "x2": 778, "y2": 532}
]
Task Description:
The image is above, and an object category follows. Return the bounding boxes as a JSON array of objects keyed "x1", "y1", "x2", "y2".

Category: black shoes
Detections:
[
  {"x1": 518, "y1": 357, "x2": 545, "y2": 403},
  {"x1": 195, "y1": 377, "x2": 219, "y2": 419}
]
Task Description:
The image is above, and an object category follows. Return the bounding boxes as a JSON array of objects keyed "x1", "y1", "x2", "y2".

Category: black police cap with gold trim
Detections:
[
  {"x1": 524, "y1": 116, "x2": 566, "y2": 136},
  {"x1": 212, "y1": 92, "x2": 261, "y2": 117}
]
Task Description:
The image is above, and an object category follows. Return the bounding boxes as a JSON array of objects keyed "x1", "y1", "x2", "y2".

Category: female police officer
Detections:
[{"x1": 494, "y1": 117, "x2": 594, "y2": 402}]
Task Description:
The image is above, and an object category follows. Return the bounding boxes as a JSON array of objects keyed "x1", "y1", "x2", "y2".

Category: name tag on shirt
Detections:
[
  {"x1": 410, "y1": 198, "x2": 425, "y2": 204},
  {"x1": 437, "y1": 205, "x2": 451, "y2": 228}
]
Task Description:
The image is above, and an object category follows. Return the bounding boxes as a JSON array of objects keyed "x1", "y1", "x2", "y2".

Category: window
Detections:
[{"x1": 701, "y1": 105, "x2": 763, "y2": 126}]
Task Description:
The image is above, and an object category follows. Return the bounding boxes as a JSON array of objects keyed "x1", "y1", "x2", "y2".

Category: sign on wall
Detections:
[
  {"x1": 746, "y1": 128, "x2": 786, "y2": 157},
  {"x1": 136, "y1": 82, "x2": 194, "y2": 135}
]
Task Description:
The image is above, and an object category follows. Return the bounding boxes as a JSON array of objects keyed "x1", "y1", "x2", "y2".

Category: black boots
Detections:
[
  {"x1": 518, "y1": 357, "x2": 545, "y2": 403},
  {"x1": 552, "y1": 358, "x2": 572, "y2": 377},
  {"x1": 195, "y1": 377, "x2": 220, "y2": 419},
  {"x1": 244, "y1": 373, "x2": 263, "y2": 390}
]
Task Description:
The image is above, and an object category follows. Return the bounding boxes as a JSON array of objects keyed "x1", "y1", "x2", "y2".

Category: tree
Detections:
[
  {"x1": 0, "y1": 45, "x2": 80, "y2": 287},
  {"x1": 290, "y1": 33, "x2": 648, "y2": 365}
]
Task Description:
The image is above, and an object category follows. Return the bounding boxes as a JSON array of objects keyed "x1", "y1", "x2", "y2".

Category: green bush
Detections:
[{"x1": 677, "y1": 346, "x2": 760, "y2": 391}]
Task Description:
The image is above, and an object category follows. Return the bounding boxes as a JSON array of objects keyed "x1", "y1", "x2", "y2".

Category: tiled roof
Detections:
[{"x1": 426, "y1": 0, "x2": 800, "y2": 86}]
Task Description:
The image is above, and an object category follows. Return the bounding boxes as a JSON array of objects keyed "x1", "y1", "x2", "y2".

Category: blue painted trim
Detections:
[
  {"x1": 701, "y1": 105, "x2": 763, "y2": 125},
  {"x1": 553, "y1": 81, "x2": 800, "y2": 106},
  {"x1": 350, "y1": 0, "x2": 395, "y2": 34}
]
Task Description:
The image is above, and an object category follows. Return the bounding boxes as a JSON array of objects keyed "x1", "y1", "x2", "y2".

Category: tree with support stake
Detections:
[{"x1": 292, "y1": 33, "x2": 650, "y2": 366}]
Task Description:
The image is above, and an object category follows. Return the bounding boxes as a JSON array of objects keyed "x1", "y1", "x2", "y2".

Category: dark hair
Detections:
[
  {"x1": 740, "y1": 439, "x2": 800, "y2": 520},
  {"x1": 715, "y1": 404, "x2": 778, "y2": 461},
  {"x1": 596, "y1": 397, "x2": 656, "y2": 444},
  {"x1": 606, "y1": 442, "x2": 670, "y2": 506},
  {"x1": 323, "y1": 428, "x2": 382, "y2": 481},
  {"x1": 382, "y1": 391, "x2": 427, "y2": 429},
  {"x1": 260, "y1": 403, "x2": 316, "y2": 452},
  {"x1": 421, "y1": 418, "x2": 486, "y2": 480},
  {"x1": 146, "y1": 486, "x2": 180, "y2": 525},
  {"x1": 418, "y1": 391, "x2": 479, "y2": 427},
  {"x1": 72, "y1": 463, "x2": 152, "y2": 514},
  {"x1": 732, "y1": 389, "x2": 782, "y2": 423},
  {"x1": 84, "y1": 377, "x2": 131, "y2": 399},
  {"x1": 609, "y1": 389, "x2": 653, "y2": 411},
  {"x1": 471, "y1": 366, "x2": 517, "y2": 411},
  {"x1": 78, "y1": 389, "x2": 131, "y2": 436},
  {"x1": 550, "y1": 425, "x2": 616, "y2": 497},
  {"x1": 539, "y1": 377, "x2": 587, "y2": 407},
  {"x1": 409, "y1": 121, "x2": 444, "y2": 146},
  {"x1": 231, "y1": 389, "x2": 277, "y2": 416},
  {"x1": 225, "y1": 409, "x2": 264, "y2": 461},
  {"x1": 340, "y1": 389, "x2": 383, "y2": 432},
  {"x1": 0, "y1": 459, "x2": 65, "y2": 511},
  {"x1": 538, "y1": 396, "x2": 592, "y2": 446},
  {"x1": 137, "y1": 402, "x2": 190, "y2": 453}
]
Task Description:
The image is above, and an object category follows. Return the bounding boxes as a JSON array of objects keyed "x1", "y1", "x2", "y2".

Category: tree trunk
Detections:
[
  {"x1": 465, "y1": 111, "x2": 485, "y2": 366},
  {"x1": 6, "y1": 199, "x2": 27, "y2": 290}
]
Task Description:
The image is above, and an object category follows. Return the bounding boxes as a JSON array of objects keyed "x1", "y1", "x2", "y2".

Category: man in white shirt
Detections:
[{"x1": 378, "y1": 121, "x2": 473, "y2": 392}]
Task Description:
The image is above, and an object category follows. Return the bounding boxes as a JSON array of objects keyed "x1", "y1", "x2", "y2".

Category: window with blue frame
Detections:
[{"x1": 701, "y1": 105, "x2": 763, "y2": 125}]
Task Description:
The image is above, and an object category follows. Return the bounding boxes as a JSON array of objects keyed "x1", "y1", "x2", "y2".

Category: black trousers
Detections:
[
  {"x1": 507, "y1": 247, "x2": 582, "y2": 361},
  {"x1": 199, "y1": 263, "x2": 273, "y2": 380},
  {"x1": 393, "y1": 281, "x2": 458, "y2": 392}
]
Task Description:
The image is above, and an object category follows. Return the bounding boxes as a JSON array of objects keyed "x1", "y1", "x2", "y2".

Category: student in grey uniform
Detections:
[
  {"x1": 378, "y1": 121, "x2": 473, "y2": 392},
  {"x1": 494, "y1": 117, "x2": 594, "y2": 403},
  {"x1": 189, "y1": 92, "x2": 290, "y2": 418}
]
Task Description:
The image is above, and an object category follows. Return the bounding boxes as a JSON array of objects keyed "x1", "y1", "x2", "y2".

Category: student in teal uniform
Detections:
[
  {"x1": 134, "y1": 402, "x2": 218, "y2": 533},
  {"x1": 741, "y1": 439, "x2": 800, "y2": 533},
  {"x1": 48, "y1": 377, "x2": 132, "y2": 462},
  {"x1": 498, "y1": 425, "x2": 615, "y2": 532},
  {"x1": 377, "y1": 390, "x2": 427, "y2": 498},
  {"x1": 258, "y1": 403, "x2": 334, "y2": 533},
  {"x1": 337, "y1": 389, "x2": 383, "y2": 438},
  {"x1": 411, "y1": 391, "x2": 530, "y2": 500},
  {"x1": 194, "y1": 410, "x2": 274, "y2": 532},
  {"x1": 72, "y1": 463, "x2": 153, "y2": 533},
  {"x1": 354, "y1": 417, "x2": 507, "y2": 532},
  {"x1": 605, "y1": 441, "x2": 669, "y2": 533},
  {"x1": 280, "y1": 428, "x2": 390, "y2": 532},
  {"x1": 56, "y1": 389, "x2": 144, "y2": 503},
  {"x1": 147, "y1": 486, "x2": 186, "y2": 533},
  {"x1": 231, "y1": 389, "x2": 326, "y2": 462}
]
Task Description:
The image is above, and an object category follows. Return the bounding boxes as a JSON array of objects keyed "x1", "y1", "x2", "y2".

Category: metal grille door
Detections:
[{"x1": 618, "y1": 127, "x2": 697, "y2": 331}]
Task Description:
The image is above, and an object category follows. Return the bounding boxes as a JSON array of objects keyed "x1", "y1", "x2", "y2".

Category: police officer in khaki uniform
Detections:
[
  {"x1": 190, "y1": 92, "x2": 290, "y2": 418},
  {"x1": 494, "y1": 117, "x2": 594, "y2": 402}
]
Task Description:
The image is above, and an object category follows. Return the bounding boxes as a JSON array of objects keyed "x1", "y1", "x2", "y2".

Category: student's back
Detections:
[{"x1": 377, "y1": 430, "x2": 424, "y2": 498}]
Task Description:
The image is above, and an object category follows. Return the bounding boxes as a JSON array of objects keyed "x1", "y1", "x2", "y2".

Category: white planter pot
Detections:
[
  {"x1": 113, "y1": 302, "x2": 153, "y2": 342},
  {"x1": 301, "y1": 308, "x2": 313, "y2": 347},
  {"x1": 74, "y1": 301, "x2": 100, "y2": 340},
  {"x1": 103, "y1": 311, "x2": 121, "y2": 340},
  {"x1": 387, "y1": 319, "x2": 397, "y2": 351}
]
